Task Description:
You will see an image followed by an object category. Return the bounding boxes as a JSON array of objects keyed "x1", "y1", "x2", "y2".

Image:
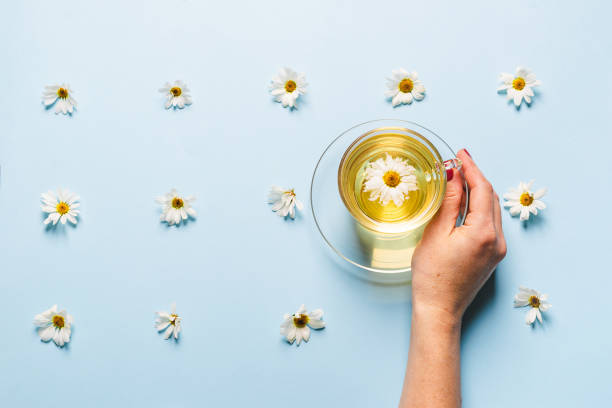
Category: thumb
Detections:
[{"x1": 426, "y1": 168, "x2": 464, "y2": 235}]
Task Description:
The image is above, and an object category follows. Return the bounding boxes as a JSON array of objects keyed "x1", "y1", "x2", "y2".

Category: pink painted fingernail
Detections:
[
  {"x1": 464, "y1": 149, "x2": 472, "y2": 158},
  {"x1": 446, "y1": 169, "x2": 454, "y2": 181}
]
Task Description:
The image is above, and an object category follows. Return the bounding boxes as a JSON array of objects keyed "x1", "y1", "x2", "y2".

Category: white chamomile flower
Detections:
[
  {"x1": 156, "y1": 188, "x2": 196, "y2": 226},
  {"x1": 385, "y1": 69, "x2": 426, "y2": 107},
  {"x1": 41, "y1": 189, "x2": 80, "y2": 226},
  {"x1": 363, "y1": 154, "x2": 418, "y2": 207},
  {"x1": 159, "y1": 80, "x2": 192, "y2": 109},
  {"x1": 503, "y1": 181, "x2": 546, "y2": 221},
  {"x1": 497, "y1": 67, "x2": 541, "y2": 107},
  {"x1": 280, "y1": 304, "x2": 325, "y2": 346},
  {"x1": 41, "y1": 84, "x2": 77, "y2": 115},
  {"x1": 33, "y1": 305, "x2": 73, "y2": 347},
  {"x1": 156, "y1": 303, "x2": 182, "y2": 340},
  {"x1": 514, "y1": 286, "x2": 551, "y2": 325},
  {"x1": 268, "y1": 186, "x2": 303, "y2": 219},
  {"x1": 269, "y1": 67, "x2": 307, "y2": 109}
]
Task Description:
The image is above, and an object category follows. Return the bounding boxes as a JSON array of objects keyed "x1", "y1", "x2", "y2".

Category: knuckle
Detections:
[{"x1": 478, "y1": 229, "x2": 497, "y2": 246}]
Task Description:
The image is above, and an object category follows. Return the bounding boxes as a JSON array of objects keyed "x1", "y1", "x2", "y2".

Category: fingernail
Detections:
[
  {"x1": 464, "y1": 149, "x2": 472, "y2": 158},
  {"x1": 446, "y1": 169, "x2": 454, "y2": 181}
]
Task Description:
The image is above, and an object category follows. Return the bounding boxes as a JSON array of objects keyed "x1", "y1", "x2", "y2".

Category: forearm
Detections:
[{"x1": 399, "y1": 306, "x2": 462, "y2": 408}]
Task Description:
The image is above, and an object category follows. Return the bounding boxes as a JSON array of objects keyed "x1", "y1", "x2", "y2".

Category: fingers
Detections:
[
  {"x1": 493, "y1": 191, "x2": 507, "y2": 259},
  {"x1": 425, "y1": 168, "x2": 465, "y2": 235},
  {"x1": 493, "y1": 192, "x2": 503, "y2": 235},
  {"x1": 457, "y1": 149, "x2": 494, "y2": 227}
]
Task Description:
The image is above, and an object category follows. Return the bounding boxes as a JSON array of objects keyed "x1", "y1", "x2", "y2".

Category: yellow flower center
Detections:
[
  {"x1": 284, "y1": 80, "x2": 297, "y2": 93},
  {"x1": 52, "y1": 315, "x2": 65, "y2": 328},
  {"x1": 170, "y1": 314, "x2": 179, "y2": 325},
  {"x1": 512, "y1": 77, "x2": 526, "y2": 91},
  {"x1": 520, "y1": 192, "x2": 534, "y2": 206},
  {"x1": 56, "y1": 202, "x2": 70, "y2": 215},
  {"x1": 293, "y1": 313, "x2": 309, "y2": 328},
  {"x1": 170, "y1": 87, "x2": 182, "y2": 97},
  {"x1": 57, "y1": 88, "x2": 68, "y2": 99},
  {"x1": 171, "y1": 197, "x2": 184, "y2": 209},
  {"x1": 528, "y1": 295, "x2": 540, "y2": 308},
  {"x1": 398, "y1": 78, "x2": 414, "y2": 93},
  {"x1": 383, "y1": 171, "x2": 401, "y2": 187}
]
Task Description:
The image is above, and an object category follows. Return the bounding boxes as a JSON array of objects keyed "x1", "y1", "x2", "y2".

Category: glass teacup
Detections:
[
  {"x1": 311, "y1": 119, "x2": 466, "y2": 279},
  {"x1": 338, "y1": 125, "x2": 461, "y2": 234}
]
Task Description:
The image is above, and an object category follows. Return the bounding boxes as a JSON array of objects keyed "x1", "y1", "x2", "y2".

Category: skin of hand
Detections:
[
  {"x1": 412, "y1": 149, "x2": 507, "y2": 321},
  {"x1": 399, "y1": 149, "x2": 506, "y2": 408}
]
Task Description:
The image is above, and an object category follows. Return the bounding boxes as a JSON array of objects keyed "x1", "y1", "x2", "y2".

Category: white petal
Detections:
[
  {"x1": 308, "y1": 318, "x2": 325, "y2": 329},
  {"x1": 539, "y1": 302, "x2": 552, "y2": 312},
  {"x1": 514, "y1": 299, "x2": 529, "y2": 307},
  {"x1": 163, "y1": 325, "x2": 174, "y2": 339},
  {"x1": 156, "y1": 321, "x2": 171, "y2": 331},
  {"x1": 533, "y1": 188, "x2": 547, "y2": 199},
  {"x1": 38, "y1": 326, "x2": 55, "y2": 341},
  {"x1": 53, "y1": 328, "x2": 65, "y2": 346},
  {"x1": 298, "y1": 326, "x2": 310, "y2": 343},
  {"x1": 284, "y1": 326, "x2": 296, "y2": 344},
  {"x1": 391, "y1": 93, "x2": 402, "y2": 107},
  {"x1": 525, "y1": 308, "x2": 537, "y2": 324},
  {"x1": 499, "y1": 73, "x2": 514, "y2": 83}
]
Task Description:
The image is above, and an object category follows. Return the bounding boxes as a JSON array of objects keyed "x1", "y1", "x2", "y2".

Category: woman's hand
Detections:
[
  {"x1": 400, "y1": 149, "x2": 506, "y2": 408},
  {"x1": 411, "y1": 149, "x2": 507, "y2": 323}
]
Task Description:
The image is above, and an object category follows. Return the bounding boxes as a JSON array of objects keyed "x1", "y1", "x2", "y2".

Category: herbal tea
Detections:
[{"x1": 338, "y1": 129, "x2": 446, "y2": 234}]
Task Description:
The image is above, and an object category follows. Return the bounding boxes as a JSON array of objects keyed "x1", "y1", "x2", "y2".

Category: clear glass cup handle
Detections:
[{"x1": 443, "y1": 158, "x2": 462, "y2": 171}]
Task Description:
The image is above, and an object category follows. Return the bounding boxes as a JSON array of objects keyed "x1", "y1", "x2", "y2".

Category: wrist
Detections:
[{"x1": 411, "y1": 303, "x2": 463, "y2": 335}]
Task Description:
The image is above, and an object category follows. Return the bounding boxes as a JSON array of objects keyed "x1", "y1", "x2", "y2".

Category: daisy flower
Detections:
[
  {"x1": 155, "y1": 303, "x2": 182, "y2": 340},
  {"x1": 159, "y1": 80, "x2": 192, "y2": 109},
  {"x1": 41, "y1": 84, "x2": 77, "y2": 115},
  {"x1": 503, "y1": 181, "x2": 546, "y2": 221},
  {"x1": 280, "y1": 304, "x2": 325, "y2": 346},
  {"x1": 268, "y1": 186, "x2": 303, "y2": 219},
  {"x1": 363, "y1": 154, "x2": 418, "y2": 207},
  {"x1": 269, "y1": 67, "x2": 307, "y2": 109},
  {"x1": 156, "y1": 189, "x2": 196, "y2": 226},
  {"x1": 33, "y1": 305, "x2": 73, "y2": 347},
  {"x1": 497, "y1": 67, "x2": 541, "y2": 107},
  {"x1": 514, "y1": 286, "x2": 551, "y2": 325},
  {"x1": 41, "y1": 189, "x2": 80, "y2": 226},
  {"x1": 385, "y1": 69, "x2": 426, "y2": 107}
]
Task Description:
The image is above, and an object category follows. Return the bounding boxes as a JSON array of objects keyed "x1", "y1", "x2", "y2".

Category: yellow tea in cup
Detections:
[{"x1": 338, "y1": 127, "x2": 447, "y2": 234}]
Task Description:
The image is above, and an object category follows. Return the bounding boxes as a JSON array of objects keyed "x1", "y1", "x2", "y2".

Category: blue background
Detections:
[{"x1": 1, "y1": 0, "x2": 611, "y2": 406}]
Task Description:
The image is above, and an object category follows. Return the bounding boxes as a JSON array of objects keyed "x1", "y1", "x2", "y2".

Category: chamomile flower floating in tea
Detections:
[
  {"x1": 41, "y1": 84, "x2": 77, "y2": 115},
  {"x1": 497, "y1": 67, "x2": 541, "y2": 107},
  {"x1": 363, "y1": 154, "x2": 418, "y2": 207},
  {"x1": 269, "y1": 67, "x2": 307, "y2": 109},
  {"x1": 268, "y1": 186, "x2": 303, "y2": 219},
  {"x1": 41, "y1": 189, "x2": 80, "y2": 226},
  {"x1": 385, "y1": 69, "x2": 426, "y2": 107},
  {"x1": 156, "y1": 189, "x2": 196, "y2": 226},
  {"x1": 159, "y1": 80, "x2": 192, "y2": 109},
  {"x1": 514, "y1": 287, "x2": 551, "y2": 325},
  {"x1": 503, "y1": 181, "x2": 546, "y2": 221},
  {"x1": 280, "y1": 304, "x2": 325, "y2": 346},
  {"x1": 155, "y1": 303, "x2": 182, "y2": 340},
  {"x1": 33, "y1": 305, "x2": 73, "y2": 347}
]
